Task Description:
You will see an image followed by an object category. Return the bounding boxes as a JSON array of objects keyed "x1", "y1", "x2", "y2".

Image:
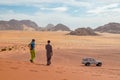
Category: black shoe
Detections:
[
  {"x1": 30, "y1": 60, "x2": 33, "y2": 63},
  {"x1": 46, "y1": 63, "x2": 50, "y2": 66},
  {"x1": 46, "y1": 62, "x2": 51, "y2": 66}
]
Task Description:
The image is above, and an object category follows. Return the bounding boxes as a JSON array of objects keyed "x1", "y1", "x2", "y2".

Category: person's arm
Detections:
[
  {"x1": 51, "y1": 45, "x2": 53, "y2": 56},
  {"x1": 28, "y1": 43, "x2": 31, "y2": 48},
  {"x1": 51, "y1": 46, "x2": 53, "y2": 53}
]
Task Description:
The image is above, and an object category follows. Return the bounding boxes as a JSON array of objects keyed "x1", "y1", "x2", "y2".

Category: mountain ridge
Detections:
[
  {"x1": 0, "y1": 19, "x2": 39, "y2": 31},
  {"x1": 94, "y1": 22, "x2": 120, "y2": 34}
]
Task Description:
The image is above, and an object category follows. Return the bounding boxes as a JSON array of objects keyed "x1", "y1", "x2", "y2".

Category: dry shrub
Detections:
[
  {"x1": 8, "y1": 48, "x2": 12, "y2": 51},
  {"x1": 1, "y1": 48, "x2": 7, "y2": 51}
]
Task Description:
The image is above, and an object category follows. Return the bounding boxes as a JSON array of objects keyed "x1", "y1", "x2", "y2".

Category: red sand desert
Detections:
[{"x1": 0, "y1": 31, "x2": 120, "y2": 80}]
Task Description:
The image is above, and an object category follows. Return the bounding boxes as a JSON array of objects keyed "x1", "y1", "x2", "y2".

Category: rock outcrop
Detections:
[
  {"x1": 70, "y1": 28, "x2": 97, "y2": 36},
  {"x1": 94, "y1": 22, "x2": 120, "y2": 34}
]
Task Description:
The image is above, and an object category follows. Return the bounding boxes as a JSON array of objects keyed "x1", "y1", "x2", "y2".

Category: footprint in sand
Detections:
[
  {"x1": 92, "y1": 74, "x2": 101, "y2": 76},
  {"x1": 42, "y1": 70, "x2": 49, "y2": 72},
  {"x1": 6, "y1": 61, "x2": 12, "y2": 64},
  {"x1": 29, "y1": 70, "x2": 38, "y2": 72},
  {"x1": 10, "y1": 67, "x2": 19, "y2": 70},
  {"x1": 72, "y1": 71, "x2": 77, "y2": 73},
  {"x1": 56, "y1": 71, "x2": 63, "y2": 74},
  {"x1": 108, "y1": 68, "x2": 120, "y2": 71},
  {"x1": 109, "y1": 75, "x2": 116, "y2": 79},
  {"x1": 35, "y1": 63, "x2": 46, "y2": 66}
]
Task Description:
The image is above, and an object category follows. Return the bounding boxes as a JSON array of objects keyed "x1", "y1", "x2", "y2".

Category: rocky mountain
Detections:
[
  {"x1": 52, "y1": 24, "x2": 71, "y2": 31},
  {"x1": 0, "y1": 19, "x2": 40, "y2": 31},
  {"x1": 41, "y1": 23, "x2": 71, "y2": 31},
  {"x1": 94, "y1": 22, "x2": 120, "y2": 34},
  {"x1": 20, "y1": 20, "x2": 39, "y2": 30},
  {"x1": 69, "y1": 28, "x2": 98, "y2": 36},
  {"x1": 44, "y1": 24, "x2": 55, "y2": 31}
]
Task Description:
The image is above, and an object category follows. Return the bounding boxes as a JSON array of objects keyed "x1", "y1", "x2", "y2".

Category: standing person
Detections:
[
  {"x1": 45, "y1": 40, "x2": 53, "y2": 66},
  {"x1": 28, "y1": 39, "x2": 36, "y2": 63}
]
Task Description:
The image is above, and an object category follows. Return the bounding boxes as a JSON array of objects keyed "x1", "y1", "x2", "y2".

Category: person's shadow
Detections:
[{"x1": 34, "y1": 63, "x2": 47, "y2": 66}]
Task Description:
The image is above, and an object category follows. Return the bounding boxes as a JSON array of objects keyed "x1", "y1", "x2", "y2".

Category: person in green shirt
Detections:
[{"x1": 28, "y1": 39, "x2": 36, "y2": 63}]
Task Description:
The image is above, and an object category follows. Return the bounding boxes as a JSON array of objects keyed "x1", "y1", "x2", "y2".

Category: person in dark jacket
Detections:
[
  {"x1": 28, "y1": 39, "x2": 36, "y2": 63},
  {"x1": 45, "y1": 40, "x2": 53, "y2": 65}
]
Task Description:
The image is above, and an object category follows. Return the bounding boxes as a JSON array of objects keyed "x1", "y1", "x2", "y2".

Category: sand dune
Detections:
[{"x1": 0, "y1": 31, "x2": 120, "y2": 80}]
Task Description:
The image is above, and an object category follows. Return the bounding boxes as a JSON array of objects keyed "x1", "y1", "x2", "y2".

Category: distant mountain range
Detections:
[
  {"x1": 0, "y1": 19, "x2": 71, "y2": 31},
  {"x1": 0, "y1": 19, "x2": 40, "y2": 31},
  {"x1": 94, "y1": 22, "x2": 120, "y2": 34},
  {"x1": 69, "y1": 22, "x2": 120, "y2": 36},
  {"x1": 0, "y1": 19, "x2": 120, "y2": 34}
]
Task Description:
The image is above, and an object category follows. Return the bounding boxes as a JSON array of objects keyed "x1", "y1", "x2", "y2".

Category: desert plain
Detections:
[{"x1": 0, "y1": 31, "x2": 120, "y2": 80}]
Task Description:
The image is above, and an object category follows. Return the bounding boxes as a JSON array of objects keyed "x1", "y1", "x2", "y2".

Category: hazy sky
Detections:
[{"x1": 0, "y1": 0, "x2": 120, "y2": 29}]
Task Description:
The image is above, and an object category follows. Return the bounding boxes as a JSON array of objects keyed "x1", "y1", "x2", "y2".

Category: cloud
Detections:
[
  {"x1": 0, "y1": 0, "x2": 91, "y2": 8},
  {"x1": 87, "y1": 3, "x2": 120, "y2": 14},
  {"x1": 64, "y1": 0, "x2": 91, "y2": 8},
  {"x1": 40, "y1": 7, "x2": 68, "y2": 12},
  {"x1": 97, "y1": 0, "x2": 120, "y2": 4},
  {"x1": 1, "y1": 9, "x2": 120, "y2": 30},
  {"x1": 0, "y1": 0, "x2": 120, "y2": 29}
]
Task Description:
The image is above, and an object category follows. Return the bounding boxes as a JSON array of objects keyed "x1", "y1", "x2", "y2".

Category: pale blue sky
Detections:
[{"x1": 0, "y1": 0, "x2": 120, "y2": 29}]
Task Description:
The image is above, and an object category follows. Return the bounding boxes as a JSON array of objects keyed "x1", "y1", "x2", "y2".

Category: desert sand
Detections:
[{"x1": 0, "y1": 31, "x2": 120, "y2": 80}]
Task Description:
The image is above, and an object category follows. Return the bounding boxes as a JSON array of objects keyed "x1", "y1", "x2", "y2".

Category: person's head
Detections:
[
  {"x1": 32, "y1": 39, "x2": 35, "y2": 42},
  {"x1": 47, "y1": 40, "x2": 51, "y2": 44}
]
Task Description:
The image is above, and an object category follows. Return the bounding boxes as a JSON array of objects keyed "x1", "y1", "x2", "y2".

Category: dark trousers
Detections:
[{"x1": 47, "y1": 55, "x2": 51, "y2": 65}]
